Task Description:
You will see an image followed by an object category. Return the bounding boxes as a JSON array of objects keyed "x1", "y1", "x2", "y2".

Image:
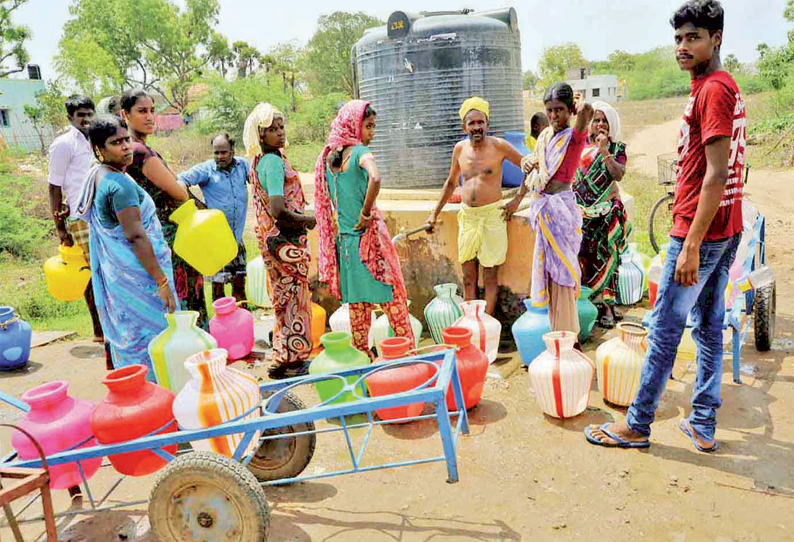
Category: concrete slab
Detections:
[{"x1": 30, "y1": 330, "x2": 77, "y2": 349}]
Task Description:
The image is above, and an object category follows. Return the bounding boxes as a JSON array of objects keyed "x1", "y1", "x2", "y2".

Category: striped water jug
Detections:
[
  {"x1": 454, "y1": 300, "x2": 501, "y2": 364},
  {"x1": 245, "y1": 256, "x2": 272, "y2": 309},
  {"x1": 424, "y1": 283, "x2": 463, "y2": 344},
  {"x1": 596, "y1": 323, "x2": 647, "y2": 406},
  {"x1": 617, "y1": 252, "x2": 645, "y2": 305},
  {"x1": 173, "y1": 348, "x2": 261, "y2": 458},
  {"x1": 148, "y1": 311, "x2": 217, "y2": 394},
  {"x1": 528, "y1": 331, "x2": 594, "y2": 419}
]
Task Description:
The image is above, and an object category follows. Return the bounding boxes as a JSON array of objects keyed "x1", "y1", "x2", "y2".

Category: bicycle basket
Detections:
[{"x1": 657, "y1": 153, "x2": 678, "y2": 185}]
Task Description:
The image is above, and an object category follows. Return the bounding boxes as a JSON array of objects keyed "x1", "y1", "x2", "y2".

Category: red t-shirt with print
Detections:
[{"x1": 671, "y1": 70, "x2": 746, "y2": 240}]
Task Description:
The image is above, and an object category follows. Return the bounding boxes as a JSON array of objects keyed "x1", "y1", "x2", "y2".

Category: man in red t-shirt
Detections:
[{"x1": 587, "y1": 0, "x2": 744, "y2": 452}]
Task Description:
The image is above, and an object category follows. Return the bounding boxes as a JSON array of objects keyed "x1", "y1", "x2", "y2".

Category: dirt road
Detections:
[{"x1": 2, "y1": 120, "x2": 793, "y2": 541}]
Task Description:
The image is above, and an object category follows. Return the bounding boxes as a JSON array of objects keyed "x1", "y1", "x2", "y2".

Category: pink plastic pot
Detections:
[
  {"x1": 209, "y1": 297, "x2": 254, "y2": 361},
  {"x1": 12, "y1": 381, "x2": 101, "y2": 489}
]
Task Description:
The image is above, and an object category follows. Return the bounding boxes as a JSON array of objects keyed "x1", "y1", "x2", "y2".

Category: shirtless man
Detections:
[{"x1": 425, "y1": 97, "x2": 529, "y2": 315}]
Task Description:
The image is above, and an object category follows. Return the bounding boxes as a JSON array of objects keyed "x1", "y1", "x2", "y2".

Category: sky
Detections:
[{"x1": 13, "y1": 0, "x2": 792, "y2": 81}]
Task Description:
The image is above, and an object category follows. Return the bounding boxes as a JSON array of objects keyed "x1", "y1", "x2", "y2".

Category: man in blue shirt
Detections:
[{"x1": 179, "y1": 134, "x2": 250, "y2": 302}]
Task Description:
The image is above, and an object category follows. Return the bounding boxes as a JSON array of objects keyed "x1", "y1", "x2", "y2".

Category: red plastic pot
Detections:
[
  {"x1": 441, "y1": 326, "x2": 488, "y2": 410},
  {"x1": 366, "y1": 337, "x2": 432, "y2": 423},
  {"x1": 91, "y1": 364, "x2": 178, "y2": 476}
]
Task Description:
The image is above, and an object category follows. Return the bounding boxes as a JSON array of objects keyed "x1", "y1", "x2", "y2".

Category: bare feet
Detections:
[{"x1": 585, "y1": 421, "x2": 650, "y2": 447}]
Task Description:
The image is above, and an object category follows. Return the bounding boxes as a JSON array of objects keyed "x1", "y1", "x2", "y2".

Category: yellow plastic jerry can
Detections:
[
  {"x1": 43, "y1": 244, "x2": 91, "y2": 302},
  {"x1": 169, "y1": 199, "x2": 237, "y2": 276}
]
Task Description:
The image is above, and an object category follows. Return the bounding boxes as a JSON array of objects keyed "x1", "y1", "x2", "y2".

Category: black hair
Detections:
[
  {"x1": 65, "y1": 94, "x2": 95, "y2": 116},
  {"x1": 531, "y1": 111, "x2": 549, "y2": 128},
  {"x1": 543, "y1": 82, "x2": 575, "y2": 111},
  {"x1": 211, "y1": 133, "x2": 235, "y2": 148},
  {"x1": 121, "y1": 88, "x2": 152, "y2": 113},
  {"x1": 670, "y1": 0, "x2": 724, "y2": 35},
  {"x1": 107, "y1": 96, "x2": 120, "y2": 113},
  {"x1": 88, "y1": 115, "x2": 127, "y2": 149},
  {"x1": 328, "y1": 105, "x2": 377, "y2": 169}
]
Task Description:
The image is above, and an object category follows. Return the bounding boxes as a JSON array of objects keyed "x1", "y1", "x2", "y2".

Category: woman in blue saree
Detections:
[{"x1": 77, "y1": 116, "x2": 177, "y2": 379}]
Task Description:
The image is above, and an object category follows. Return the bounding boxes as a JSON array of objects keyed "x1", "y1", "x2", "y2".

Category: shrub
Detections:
[{"x1": 0, "y1": 166, "x2": 53, "y2": 259}]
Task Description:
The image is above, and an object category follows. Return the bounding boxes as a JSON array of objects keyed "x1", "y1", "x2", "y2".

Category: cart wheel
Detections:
[
  {"x1": 149, "y1": 451, "x2": 269, "y2": 542},
  {"x1": 248, "y1": 391, "x2": 316, "y2": 482},
  {"x1": 754, "y1": 282, "x2": 776, "y2": 352}
]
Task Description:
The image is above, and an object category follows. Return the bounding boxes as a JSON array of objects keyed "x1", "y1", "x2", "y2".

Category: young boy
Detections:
[
  {"x1": 425, "y1": 97, "x2": 529, "y2": 315},
  {"x1": 586, "y1": 0, "x2": 745, "y2": 452},
  {"x1": 48, "y1": 94, "x2": 104, "y2": 343},
  {"x1": 525, "y1": 111, "x2": 549, "y2": 152}
]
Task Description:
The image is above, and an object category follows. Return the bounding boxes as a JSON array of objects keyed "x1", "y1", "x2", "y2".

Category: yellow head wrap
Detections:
[
  {"x1": 459, "y1": 96, "x2": 490, "y2": 122},
  {"x1": 242, "y1": 103, "x2": 284, "y2": 157}
]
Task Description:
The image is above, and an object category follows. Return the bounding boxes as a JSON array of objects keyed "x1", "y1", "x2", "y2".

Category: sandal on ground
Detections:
[
  {"x1": 585, "y1": 422, "x2": 650, "y2": 449},
  {"x1": 679, "y1": 419, "x2": 718, "y2": 453},
  {"x1": 267, "y1": 360, "x2": 311, "y2": 380}
]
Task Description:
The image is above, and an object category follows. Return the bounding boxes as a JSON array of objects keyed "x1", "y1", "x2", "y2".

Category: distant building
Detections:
[
  {"x1": 565, "y1": 67, "x2": 619, "y2": 103},
  {"x1": 0, "y1": 66, "x2": 51, "y2": 152}
]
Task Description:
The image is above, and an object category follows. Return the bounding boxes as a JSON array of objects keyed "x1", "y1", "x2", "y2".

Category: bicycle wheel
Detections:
[{"x1": 649, "y1": 193, "x2": 674, "y2": 254}]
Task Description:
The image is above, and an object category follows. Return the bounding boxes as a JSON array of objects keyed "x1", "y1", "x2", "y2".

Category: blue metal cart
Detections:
[{"x1": 1, "y1": 347, "x2": 469, "y2": 541}]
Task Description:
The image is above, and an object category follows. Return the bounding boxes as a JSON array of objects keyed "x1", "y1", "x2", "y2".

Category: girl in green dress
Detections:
[{"x1": 314, "y1": 100, "x2": 414, "y2": 359}]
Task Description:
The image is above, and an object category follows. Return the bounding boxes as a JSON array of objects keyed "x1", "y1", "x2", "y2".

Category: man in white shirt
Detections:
[{"x1": 48, "y1": 94, "x2": 103, "y2": 343}]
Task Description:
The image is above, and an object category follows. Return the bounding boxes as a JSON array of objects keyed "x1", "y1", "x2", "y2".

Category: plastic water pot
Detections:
[
  {"x1": 91, "y1": 365, "x2": 178, "y2": 476},
  {"x1": 511, "y1": 300, "x2": 551, "y2": 366},
  {"x1": 210, "y1": 297, "x2": 254, "y2": 361},
  {"x1": 309, "y1": 332, "x2": 370, "y2": 405},
  {"x1": 42, "y1": 244, "x2": 91, "y2": 302},
  {"x1": 173, "y1": 348, "x2": 261, "y2": 457},
  {"x1": 169, "y1": 199, "x2": 238, "y2": 276},
  {"x1": 13, "y1": 381, "x2": 101, "y2": 489},
  {"x1": 0, "y1": 306, "x2": 31, "y2": 370},
  {"x1": 148, "y1": 311, "x2": 217, "y2": 393},
  {"x1": 366, "y1": 337, "x2": 433, "y2": 422}
]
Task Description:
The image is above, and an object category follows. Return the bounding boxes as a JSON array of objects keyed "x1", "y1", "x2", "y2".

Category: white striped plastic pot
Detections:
[
  {"x1": 453, "y1": 300, "x2": 501, "y2": 364},
  {"x1": 596, "y1": 323, "x2": 647, "y2": 406},
  {"x1": 528, "y1": 331, "x2": 595, "y2": 419}
]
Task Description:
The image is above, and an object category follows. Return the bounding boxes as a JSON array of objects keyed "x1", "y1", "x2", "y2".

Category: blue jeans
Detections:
[{"x1": 626, "y1": 234, "x2": 740, "y2": 441}]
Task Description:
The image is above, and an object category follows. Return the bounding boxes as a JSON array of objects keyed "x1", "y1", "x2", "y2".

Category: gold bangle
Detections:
[
  {"x1": 360, "y1": 210, "x2": 372, "y2": 220},
  {"x1": 156, "y1": 276, "x2": 169, "y2": 289}
]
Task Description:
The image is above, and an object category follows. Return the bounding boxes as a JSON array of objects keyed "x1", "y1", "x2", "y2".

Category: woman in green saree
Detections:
[{"x1": 574, "y1": 101, "x2": 629, "y2": 328}]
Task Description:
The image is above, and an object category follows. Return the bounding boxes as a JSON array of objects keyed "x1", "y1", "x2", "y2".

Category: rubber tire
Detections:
[
  {"x1": 649, "y1": 193, "x2": 674, "y2": 254},
  {"x1": 754, "y1": 282, "x2": 776, "y2": 352},
  {"x1": 247, "y1": 391, "x2": 316, "y2": 482},
  {"x1": 149, "y1": 451, "x2": 269, "y2": 542}
]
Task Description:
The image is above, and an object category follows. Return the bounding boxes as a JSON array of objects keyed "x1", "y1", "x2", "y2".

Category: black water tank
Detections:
[
  {"x1": 27, "y1": 64, "x2": 41, "y2": 80},
  {"x1": 353, "y1": 8, "x2": 524, "y2": 189}
]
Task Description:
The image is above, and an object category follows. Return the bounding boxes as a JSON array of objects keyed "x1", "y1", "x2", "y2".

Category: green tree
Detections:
[
  {"x1": 270, "y1": 42, "x2": 301, "y2": 111},
  {"x1": 0, "y1": 0, "x2": 30, "y2": 77},
  {"x1": 724, "y1": 53, "x2": 741, "y2": 73},
  {"x1": 23, "y1": 81, "x2": 66, "y2": 155},
  {"x1": 523, "y1": 70, "x2": 538, "y2": 91},
  {"x1": 208, "y1": 32, "x2": 232, "y2": 78},
  {"x1": 232, "y1": 41, "x2": 260, "y2": 79},
  {"x1": 537, "y1": 43, "x2": 588, "y2": 89},
  {"x1": 606, "y1": 50, "x2": 636, "y2": 72},
  {"x1": 57, "y1": 0, "x2": 220, "y2": 113},
  {"x1": 302, "y1": 11, "x2": 382, "y2": 96}
]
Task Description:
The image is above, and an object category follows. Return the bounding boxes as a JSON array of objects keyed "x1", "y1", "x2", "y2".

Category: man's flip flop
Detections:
[
  {"x1": 679, "y1": 419, "x2": 718, "y2": 453},
  {"x1": 585, "y1": 422, "x2": 650, "y2": 449}
]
